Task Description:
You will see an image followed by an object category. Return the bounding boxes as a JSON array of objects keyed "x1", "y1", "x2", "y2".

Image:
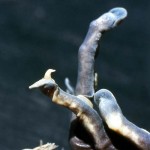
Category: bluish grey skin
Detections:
[
  {"x1": 52, "y1": 88, "x2": 116, "y2": 150},
  {"x1": 71, "y1": 7, "x2": 127, "y2": 150},
  {"x1": 30, "y1": 79, "x2": 116, "y2": 150},
  {"x1": 94, "y1": 89, "x2": 150, "y2": 150},
  {"x1": 75, "y1": 7, "x2": 127, "y2": 97},
  {"x1": 29, "y1": 7, "x2": 150, "y2": 150},
  {"x1": 29, "y1": 7, "x2": 128, "y2": 150}
]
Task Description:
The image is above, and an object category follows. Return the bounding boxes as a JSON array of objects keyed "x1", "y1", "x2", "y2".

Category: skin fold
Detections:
[
  {"x1": 71, "y1": 7, "x2": 127, "y2": 150},
  {"x1": 94, "y1": 89, "x2": 150, "y2": 150},
  {"x1": 29, "y1": 7, "x2": 150, "y2": 150},
  {"x1": 29, "y1": 71, "x2": 116, "y2": 150}
]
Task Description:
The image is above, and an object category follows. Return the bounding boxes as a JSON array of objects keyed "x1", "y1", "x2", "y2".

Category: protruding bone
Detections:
[
  {"x1": 29, "y1": 69, "x2": 56, "y2": 89},
  {"x1": 29, "y1": 69, "x2": 116, "y2": 149},
  {"x1": 44, "y1": 69, "x2": 56, "y2": 79}
]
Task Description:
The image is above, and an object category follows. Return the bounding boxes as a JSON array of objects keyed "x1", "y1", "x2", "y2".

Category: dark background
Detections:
[{"x1": 0, "y1": 0, "x2": 149, "y2": 149}]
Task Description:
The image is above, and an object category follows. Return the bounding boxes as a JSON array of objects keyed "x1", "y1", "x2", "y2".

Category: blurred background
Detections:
[{"x1": 0, "y1": 0, "x2": 149, "y2": 149}]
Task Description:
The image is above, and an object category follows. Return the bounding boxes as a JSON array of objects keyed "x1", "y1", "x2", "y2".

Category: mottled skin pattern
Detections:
[
  {"x1": 94, "y1": 89, "x2": 150, "y2": 150},
  {"x1": 30, "y1": 78, "x2": 116, "y2": 150},
  {"x1": 71, "y1": 7, "x2": 127, "y2": 150},
  {"x1": 29, "y1": 7, "x2": 126, "y2": 150},
  {"x1": 29, "y1": 7, "x2": 150, "y2": 150},
  {"x1": 52, "y1": 88, "x2": 115, "y2": 150},
  {"x1": 75, "y1": 7, "x2": 127, "y2": 97}
]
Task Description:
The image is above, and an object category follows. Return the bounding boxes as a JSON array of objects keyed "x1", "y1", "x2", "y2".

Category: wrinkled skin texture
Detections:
[{"x1": 29, "y1": 7, "x2": 150, "y2": 150}]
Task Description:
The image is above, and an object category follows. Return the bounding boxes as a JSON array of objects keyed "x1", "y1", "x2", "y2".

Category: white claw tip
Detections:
[
  {"x1": 29, "y1": 84, "x2": 37, "y2": 89},
  {"x1": 29, "y1": 85, "x2": 33, "y2": 89},
  {"x1": 29, "y1": 79, "x2": 44, "y2": 89},
  {"x1": 29, "y1": 69, "x2": 56, "y2": 89},
  {"x1": 44, "y1": 69, "x2": 56, "y2": 79}
]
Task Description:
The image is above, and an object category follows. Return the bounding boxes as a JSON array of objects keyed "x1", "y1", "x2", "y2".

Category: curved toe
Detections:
[{"x1": 109, "y1": 7, "x2": 128, "y2": 27}]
